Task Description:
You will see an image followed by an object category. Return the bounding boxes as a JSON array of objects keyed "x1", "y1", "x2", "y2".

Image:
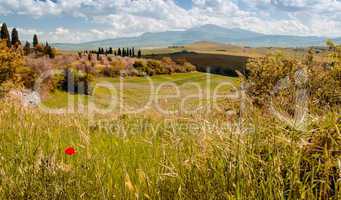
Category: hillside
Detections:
[
  {"x1": 53, "y1": 24, "x2": 338, "y2": 50},
  {"x1": 144, "y1": 51, "x2": 249, "y2": 77}
]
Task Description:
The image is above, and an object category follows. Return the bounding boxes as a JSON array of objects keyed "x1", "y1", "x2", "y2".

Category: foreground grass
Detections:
[{"x1": 0, "y1": 100, "x2": 340, "y2": 199}]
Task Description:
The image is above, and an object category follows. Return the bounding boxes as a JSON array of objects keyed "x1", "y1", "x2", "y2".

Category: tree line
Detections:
[
  {"x1": 0, "y1": 22, "x2": 56, "y2": 58},
  {"x1": 1, "y1": 23, "x2": 21, "y2": 48},
  {"x1": 81, "y1": 47, "x2": 142, "y2": 58},
  {"x1": 1, "y1": 22, "x2": 143, "y2": 60}
]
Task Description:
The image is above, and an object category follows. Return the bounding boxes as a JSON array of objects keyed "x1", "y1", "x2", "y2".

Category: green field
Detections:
[
  {"x1": 1, "y1": 62, "x2": 340, "y2": 199},
  {"x1": 1, "y1": 86, "x2": 339, "y2": 199},
  {"x1": 43, "y1": 72, "x2": 240, "y2": 116}
]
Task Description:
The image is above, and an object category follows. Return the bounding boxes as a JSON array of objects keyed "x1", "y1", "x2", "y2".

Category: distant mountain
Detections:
[{"x1": 53, "y1": 24, "x2": 339, "y2": 50}]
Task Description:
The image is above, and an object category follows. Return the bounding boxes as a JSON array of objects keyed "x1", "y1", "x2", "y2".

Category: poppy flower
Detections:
[{"x1": 64, "y1": 147, "x2": 76, "y2": 156}]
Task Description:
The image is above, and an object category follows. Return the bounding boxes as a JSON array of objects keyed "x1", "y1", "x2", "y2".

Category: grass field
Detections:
[
  {"x1": 142, "y1": 42, "x2": 328, "y2": 77},
  {"x1": 43, "y1": 72, "x2": 239, "y2": 116},
  {"x1": 142, "y1": 41, "x2": 321, "y2": 58},
  {"x1": 1, "y1": 89, "x2": 339, "y2": 199},
  {"x1": 1, "y1": 69, "x2": 340, "y2": 199}
]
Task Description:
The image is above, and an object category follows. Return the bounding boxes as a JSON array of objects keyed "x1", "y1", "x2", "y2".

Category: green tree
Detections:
[
  {"x1": 23, "y1": 41, "x2": 31, "y2": 55},
  {"x1": 33, "y1": 34, "x2": 39, "y2": 48},
  {"x1": 0, "y1": 40, "x2": 23, "y2": 95},
  {"x1": 44, "y1": 42, "x2": 49, "y2": 54},
  {"x1": 11, "y1": 28, "x2": 20, "y2": 47},
  {"x1": 138, "y1": 49, "x2": 142, "y2": 58},
  {"x1": 0, "y1": 23, "x2": 11, "y2": 48},
  {"x1": 46, "y1": 45, "x2": 56, "y2": 59},
  {"x1": 88, "y1": 53, "x2": 92, "y2": 61}
]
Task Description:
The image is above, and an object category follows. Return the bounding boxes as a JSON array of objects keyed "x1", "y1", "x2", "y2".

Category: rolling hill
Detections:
[{"x1": 54, "y1": 24, "x2": 339, "y2": 50}]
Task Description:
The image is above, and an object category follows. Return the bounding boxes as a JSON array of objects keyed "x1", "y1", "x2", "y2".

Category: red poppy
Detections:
[{"x1": 64, "y1": 147, "x2": 76, "y2": 156}]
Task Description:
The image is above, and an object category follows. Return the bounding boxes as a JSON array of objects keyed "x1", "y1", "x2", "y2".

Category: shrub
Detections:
[
  {"x1": 15, "y1": 66, "x2": 38, "y2": 89},
  {"x1": 246, "y1": 53, "x2": 299, "y2": 109},
  {"x1": 147, "y1": 60, "x2": 170, "y2": 75},
  {"x1": 160, "y1": 57, "x2": 176, "y2": 74},
  {"x1": 183, "y1": 62, "x2": 196, "y2": 72},
  {"x1": 102, "y1": 66, "x2": 122, "y2": 77},
  {"x1": 133, "y1": 60, "x2": 155, "y2": 76},
  {"x1": 34, "y1": 44, "x2": 44, "y2": 54},
  {"x1": 58, "y1": 68, "x2": 94, "y2": 95},
  {"x1": 101, "y1": 58, "x2": 128, "y2": 77},
  {"x1": 0, "y1": 40, "x2": 24, "y2": 95},
  {"x1": 24, "y1": 56, "x2": 61, "y2": 96},
  {"x1": 47, "y1": 47, "x2": 57, "y2": 59},
  {"x1": 246, "y1": 45, "x2": 341, "y2": 113}
]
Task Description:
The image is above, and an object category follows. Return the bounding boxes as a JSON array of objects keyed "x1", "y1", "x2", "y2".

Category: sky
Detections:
[{"x1": 0, "y1": 0, "x2": 340, "y2": 43}]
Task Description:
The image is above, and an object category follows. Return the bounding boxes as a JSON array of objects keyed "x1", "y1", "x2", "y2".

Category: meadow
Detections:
[
  {"x1": 0, "y1": 39, "x2": 340, "y2": 199},
  {"x1": 1, "y1": 72, "x2": 341, "y2": 199},
  {"x1": 43, "y1": 72, "x2": 239, "y2": 115},
  {"x1": 1, "y1": 88, "x2": 340, "y2": 199}
]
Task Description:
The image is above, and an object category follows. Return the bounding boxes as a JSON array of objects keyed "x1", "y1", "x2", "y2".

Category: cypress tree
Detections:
[
  {"x1": 138, "y1": 49, "x2": 142, "y2": 58},
  {"x1": 129, "y1": 49, "x2": 132, "y2": 57},
  {"x1": 1, "y1": 23, "x2": 11, "y2": 47},
  {"x1": 132, "y1": 48, "x2": 135, "y2": 57},
  {"x1": 44, "y1": 42, "x2": 49, "y2": 54},
  {"x1": 47, "y1": 45, "x2": 55, "y2": 59},
  {"x1": 33, "y1": 34, "x2": 39, "y2": 48},
  {"x1": 11, "y1": 28, "x2": 20, "y2": 47},
  {"x1": 118, "y1": 48, "x2": 121, "y2": 56},
  {"x1": 23, "y1": 41, "x2": 31, "y2": 55}
]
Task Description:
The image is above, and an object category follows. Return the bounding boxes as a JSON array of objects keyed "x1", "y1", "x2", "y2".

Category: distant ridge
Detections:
[{"x1": 53, "y1": 24, "x2": 339, "y2": 50}]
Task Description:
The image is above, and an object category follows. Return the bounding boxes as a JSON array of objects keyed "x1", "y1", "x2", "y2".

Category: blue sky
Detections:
[
  {"x1": 0, "y1": 0, "x2": 340, "y2": 43},
  {"x1": 176, "y1": 0, "x2": 192, "y2": 9}
]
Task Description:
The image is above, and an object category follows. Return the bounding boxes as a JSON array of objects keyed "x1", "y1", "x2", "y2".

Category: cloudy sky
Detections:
[{"x1": 0, "y1": 0, "x2": 340, "y2": 43}]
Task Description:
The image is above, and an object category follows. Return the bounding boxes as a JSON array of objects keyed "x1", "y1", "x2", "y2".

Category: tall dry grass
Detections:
[{"x1": 0, "y1": 100, "x2": 340, "y2": 199}]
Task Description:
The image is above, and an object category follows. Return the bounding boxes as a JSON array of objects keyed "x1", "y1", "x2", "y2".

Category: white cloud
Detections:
[{"x1": 1, "y1": 0, "x2": 340, "y2": 43}]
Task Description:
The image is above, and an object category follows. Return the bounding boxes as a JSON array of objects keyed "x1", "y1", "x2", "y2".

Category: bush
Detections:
[
  {"x1": 15, "y1": 66, "x2": 38, "y2": 89},
  {"x1": 133, "y1": 60, "x2": 155, "y2": 76},
  {"x1": 246, "y1": 44, "x2": 341, "y2": 112},
  {"x1": 101, "y1": 58, "x2": 127, "y2": 77},
  {"x1": 102, "y1": 66, "x2": 122, "y2": 77},
  {"x1": 183, "y1": 62, "x2": 196, "y2": 72},
  {"x1": 133, "y1": 59, "x2": 194, "y2": 76},
  {"x1": 160, "y1": 57, "x2": 176, "y2": 74},
  {"x1": 58, "y1": 68, "x2": 93, "y2": 95},
  {"x1": 147, "y1": 60, "x2": 170, "y2": 75},
  {"x1": 0, "y1": 40, "x2": 24, "y2": 95}
]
